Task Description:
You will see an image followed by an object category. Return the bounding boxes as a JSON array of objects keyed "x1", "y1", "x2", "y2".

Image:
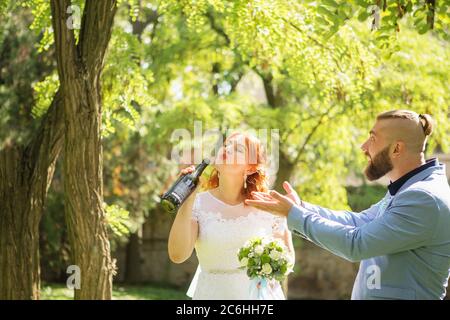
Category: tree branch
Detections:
[
  {"x1": 50, "y1": 0, "x2": 77, "y2": 80},
  {"x1": 426, "y1": 0, "x2": 435, "y2": 29},
  {"x1": 205, "y1": 10, "x2": 230, "y2": 45},
  {"x1": 253, "y1": 68, "x2": 284, "y2": 108},
  {"x1": 293, "y1": 104, "x2": 335, "y2": 165},
  {"x1": 24, "y1": 90, "x2": 64, "y2": 225},
  {"x1": 78, "y1": 0, "x2": 118, "y2": 72},
  {"x1": 131, "y1": 4, "x2": 160, "y2": 39}
]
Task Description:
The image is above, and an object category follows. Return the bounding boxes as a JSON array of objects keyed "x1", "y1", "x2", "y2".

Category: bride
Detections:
[{"x1": 168, "y1": 132, "x2": 295, "y2": 300}]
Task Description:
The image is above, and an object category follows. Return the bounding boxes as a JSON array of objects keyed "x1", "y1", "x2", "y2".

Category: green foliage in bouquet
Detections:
[{"x1": 237, "y1": 237, "x2": 293, "y2": 282}]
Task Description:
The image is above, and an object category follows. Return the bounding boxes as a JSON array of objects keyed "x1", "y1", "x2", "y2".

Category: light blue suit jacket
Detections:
[{"x1": 287, "y1": 162, "x2": 450, "y2": 299}]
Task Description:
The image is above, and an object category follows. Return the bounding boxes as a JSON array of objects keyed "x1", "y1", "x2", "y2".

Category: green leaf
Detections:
[
  {"x1": 405, "y1": 1, "x2": 413, "y2": 13},
  {"x1": 317, "y1": 5, "x2": 336, "y2": 18},
  {"x1": 417, "y1": 24, "x2": 429, "y2": 34},
  {"x1": 322, "y1": 0, "x2": 339, "y2": 8},
  {"x1": 357, "y1": 10, "x2": 370, "y2": 22},
  {"x1": 354, "y1": 0, "x2": 369, "y2": 7},
  {"x1": 32, "y1": 73, "x2": 60, "y2": 118},
  {"x1": 104, "y1": 203, "x2": 131, "y2": 238},
  {"x1": 316, "y1": 16, "x2": 332, "y2": 26},
  {"x1": 261, "y1": 254, "x2": 271, "y2": 264}
]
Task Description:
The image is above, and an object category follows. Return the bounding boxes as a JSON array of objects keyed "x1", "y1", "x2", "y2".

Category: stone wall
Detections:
[
  {"x1": 288, "y1": 241, "x2": 359, "y2": 299},
  {"x1": 114, "y1": 209, "x2": 198, "y2": 290}
]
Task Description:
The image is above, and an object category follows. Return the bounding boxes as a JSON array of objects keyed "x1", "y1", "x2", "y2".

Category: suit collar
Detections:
[
  {"x1": 388, "y1": 158, "x2": 438, "y2": 196},
  {"x1": 394, "y1": 159, "x2": 446, "y2": 196}
]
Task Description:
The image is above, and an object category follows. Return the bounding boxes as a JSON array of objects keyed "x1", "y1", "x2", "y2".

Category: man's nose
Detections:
[{"x1": 361, "y1": 140, "x2": 368, "y2": 152}]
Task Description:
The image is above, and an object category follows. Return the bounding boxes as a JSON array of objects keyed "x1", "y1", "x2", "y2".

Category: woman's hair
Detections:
[{"x1": 204, "y1": 132, "x2": 268, "y2": 200}]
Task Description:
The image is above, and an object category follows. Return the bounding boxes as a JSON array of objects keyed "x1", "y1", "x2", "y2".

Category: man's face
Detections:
[{"x1": 361, "y1": 121, "x2": 394, "y2": 181}]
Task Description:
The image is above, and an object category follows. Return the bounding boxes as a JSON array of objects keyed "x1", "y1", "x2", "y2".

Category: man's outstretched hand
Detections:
[
  {"x1": 245, "y1": 181, "x2": 300, "y2": 217},
  {"x1": 281, "y1": 181, "x2": 301, "y2": 206}
]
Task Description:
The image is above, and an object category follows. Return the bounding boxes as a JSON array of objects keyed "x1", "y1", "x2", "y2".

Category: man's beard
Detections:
[{"x1": 364, "y1": 145, "x2": 393, "y2": 181}]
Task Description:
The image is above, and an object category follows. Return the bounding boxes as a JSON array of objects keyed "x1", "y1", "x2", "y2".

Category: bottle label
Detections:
[{"x1": 172, "y1": 179, "x2": 193, "y2": 203}]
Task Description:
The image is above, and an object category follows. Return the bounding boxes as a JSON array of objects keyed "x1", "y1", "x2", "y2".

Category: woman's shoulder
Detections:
[
  {"x1": 193, "y1": 190, "x2": 211, "y2": 203},
  {"x1": 196, "y1": 190, "x2": 211, "y2": 197},
  {"x1": 192, "y1": 190, "x2": 212, "y2": 211}
]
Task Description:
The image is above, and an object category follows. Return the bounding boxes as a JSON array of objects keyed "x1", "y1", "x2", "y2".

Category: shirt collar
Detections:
[{"x1": 388, "y1": 158, "x2": 438, "y2": 196}]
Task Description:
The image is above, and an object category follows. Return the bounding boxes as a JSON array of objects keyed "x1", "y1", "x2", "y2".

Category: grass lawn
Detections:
[{"x1": 41, "y1": 283, "x2": 188, "y2": 300}]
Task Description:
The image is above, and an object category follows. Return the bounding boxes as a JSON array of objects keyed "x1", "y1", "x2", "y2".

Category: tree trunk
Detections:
[
  {"x1": 273, "y1": 151, "x2": 296, "y2": 192},
  {"x1": 62, "y1": 76, "x2": 114, "y2": 299},
  {"x1": 0, "y1": 148, "x2": 41, "y2": 300},
  {"x1": 50, "y1": 0, "x2": 118, "y2": 299},
  {"x1": 0, "y1": 92, "x2": 64, "y2": 299}
]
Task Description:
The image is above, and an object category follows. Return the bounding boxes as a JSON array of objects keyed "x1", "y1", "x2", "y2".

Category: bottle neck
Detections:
[{"x1": 192, "y1": 161, "x2": 208, "y2": 178}]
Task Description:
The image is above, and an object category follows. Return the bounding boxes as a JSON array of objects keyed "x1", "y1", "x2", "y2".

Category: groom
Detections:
[{"x1": 246, "y1": 110, "x2": 450, "y2": 300}]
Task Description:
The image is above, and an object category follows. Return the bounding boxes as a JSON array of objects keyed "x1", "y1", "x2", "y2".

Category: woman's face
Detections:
[{"x1": 213, "y1": 134, "x2": 254, "y2": 176}]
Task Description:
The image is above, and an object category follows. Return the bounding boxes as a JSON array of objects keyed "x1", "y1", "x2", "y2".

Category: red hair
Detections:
[{"x1": 203, "y1": 132, "x2": 268, "y2": 200}]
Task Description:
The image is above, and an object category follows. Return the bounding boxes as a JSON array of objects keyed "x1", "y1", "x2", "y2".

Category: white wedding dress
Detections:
[{"x1": 187, "y1": 190, "x2": 287, "y2": 300}]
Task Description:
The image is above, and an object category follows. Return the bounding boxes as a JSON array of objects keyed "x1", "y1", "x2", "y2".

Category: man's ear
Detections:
[{"x1": 392, "y1": 141, "x2": 404, "y2": 158}]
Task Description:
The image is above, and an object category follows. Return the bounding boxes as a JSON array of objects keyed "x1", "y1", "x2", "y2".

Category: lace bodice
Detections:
[
  {"x1": 187, "y1": 191, "x2": 287, "y2": 300},
  {"x1": 192, "y1": 191, "x2": 287, "y2": 272}
]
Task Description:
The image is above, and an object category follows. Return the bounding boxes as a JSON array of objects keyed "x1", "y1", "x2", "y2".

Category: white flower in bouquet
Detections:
[
  {"x1": 240, "y1": 257, "x2": 249, "y2": 267},
  {"x1": 262, "y1": 263, "x2": 272, "y2": 275},
  {"x1": 269, "y1": 249, "x2": 281, "y2": 261},
  {"x1": 254, "y1": 245, "x2": 264, "y2": 256}
]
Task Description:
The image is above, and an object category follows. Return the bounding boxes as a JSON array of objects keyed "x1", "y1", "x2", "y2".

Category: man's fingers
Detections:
[
  {"x1": 283, "y1": 181, "x2": 294, "y2": 194},
  {"x1": 269, "y1": 190, "x2": 289, "y2": 202},
  {"x1": 252, "y1": 191, "x2": 273, "y2": 200},
  {"x1": 245, "y1": 199, "x2": 278, "y2": 205},
  {"x1": 245, "y1": 199, "x2": 289, "y2": 217},
  {"x1": 282, "y1": 182, "x2": 301, "y2": 205},
  {"x1": 252, "y1": 191, "x2": 271, "y2": 197},
  {"x1": 252, "y1": 193, "x2": 266, "y2": 201},
  {"x1": 245, "y1": 199, "x2": 278, "y2": 208}
]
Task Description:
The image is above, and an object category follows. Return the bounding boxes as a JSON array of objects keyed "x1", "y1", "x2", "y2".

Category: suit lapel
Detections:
[{"x1": 381, "y1": 164, "x2": 445, "y2": 215}]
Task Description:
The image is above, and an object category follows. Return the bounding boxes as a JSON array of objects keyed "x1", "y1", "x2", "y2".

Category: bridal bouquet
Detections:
[{"x1": 237, "y1": 237, "x2": 293, "y2": 299}]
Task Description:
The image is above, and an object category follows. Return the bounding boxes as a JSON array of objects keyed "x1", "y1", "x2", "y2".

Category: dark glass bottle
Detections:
[{"x1": 160, "y1": 159, "x2": 210, "y2": 213}]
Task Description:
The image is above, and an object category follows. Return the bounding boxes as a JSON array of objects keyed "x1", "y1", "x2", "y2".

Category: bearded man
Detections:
[{"x1": 247, "y1": 110, "x2": 450, "y2": 300}]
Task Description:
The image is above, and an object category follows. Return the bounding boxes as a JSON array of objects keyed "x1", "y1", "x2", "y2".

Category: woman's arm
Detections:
[
  {"x1": 273, "y1": 221, "x2": 295, "y2": 262},
  {"x1": 167, "y1": 166, "x2": 200, "y2": 264},
  {"x1": 283, "y1": 229, "x2": 295, "y2": 262},
  {"x1": 168, "y1": 189, "x2": 199, "y2": 263}
]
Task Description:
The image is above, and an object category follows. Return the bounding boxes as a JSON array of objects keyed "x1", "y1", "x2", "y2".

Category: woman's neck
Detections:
[{"x1": 214, "y1": 173, "x2": 245, "y2": 205}]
